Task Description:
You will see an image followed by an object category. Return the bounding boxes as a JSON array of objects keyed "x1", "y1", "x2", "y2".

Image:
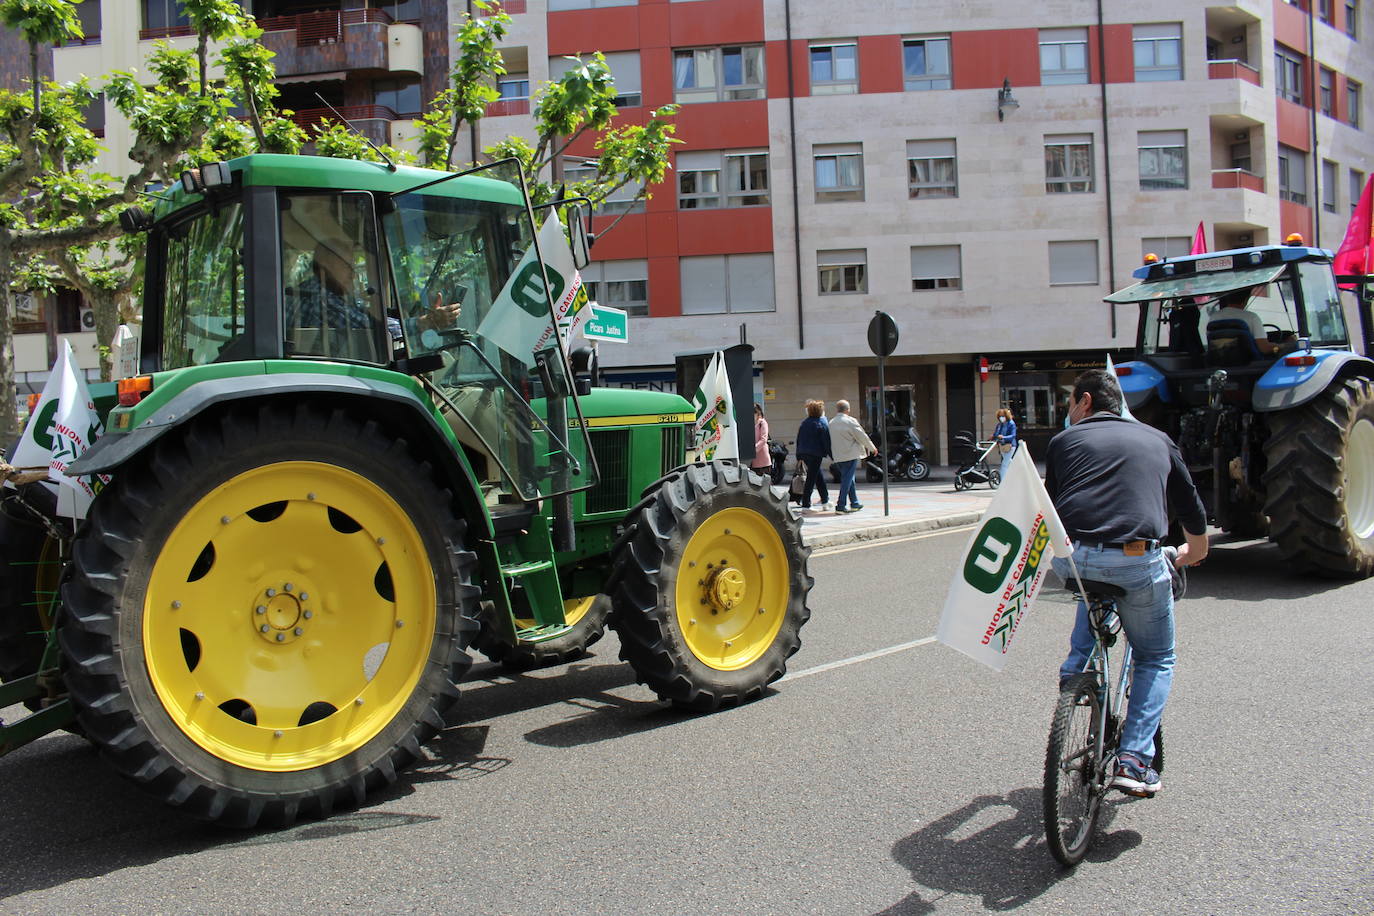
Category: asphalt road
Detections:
[{"x1": 2, "y1": 529, "x2": 1372, "y2": 915}]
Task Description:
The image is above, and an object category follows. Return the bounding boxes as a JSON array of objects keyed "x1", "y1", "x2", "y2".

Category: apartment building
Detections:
[
  {"x1": 3, "y1": 0, "x2": 1371, "y2": 463},
  {"x1": 489, "y1": 0, "x2": 1372, "y2": 461}
]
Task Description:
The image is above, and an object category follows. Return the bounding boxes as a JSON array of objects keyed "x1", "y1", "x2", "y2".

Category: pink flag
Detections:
[
  {"x1": 1333, "y1": 176, "x2": 1373, "y2": 285},
  {"x1": 1190, "y1": 221, "x2": 1207, "y2": 255}
]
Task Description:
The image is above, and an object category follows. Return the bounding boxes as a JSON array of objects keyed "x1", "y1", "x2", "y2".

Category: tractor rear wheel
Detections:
[
  {"x1": 474, "y1": 594, "x2": 611, "y2": 670},
  {"x1": 1264, "y1": 376, "x2": 1374, "y2": 578},
  {"x1": 59, "y1": 405, "x2": 480, "y2": 826},
  {"x1": 0, "y1": 487, "x2": 63, "y2": 709},
  {"x1": 608, "y1": 462, "x2": 811, "y2": 712}
]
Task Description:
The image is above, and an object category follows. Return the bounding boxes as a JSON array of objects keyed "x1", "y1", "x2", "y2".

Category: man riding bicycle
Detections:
[{"x1": 1045, "y1": 369, "x2": 1208, "y2": 796}]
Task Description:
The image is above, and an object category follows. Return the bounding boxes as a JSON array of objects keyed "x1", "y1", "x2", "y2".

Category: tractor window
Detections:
[
  {"x1": 1293, "y1": 261, "x2": 1349, "y2": 347},
  {"x1": 280, "y1": 192, "x2": 388, "y2": 363},
  {"x1": 161, "y1": 202, "x2": 246, "y2": 369}
]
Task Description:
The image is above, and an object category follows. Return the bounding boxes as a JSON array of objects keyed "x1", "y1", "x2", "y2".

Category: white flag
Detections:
[
  {"x1": 691, "y1": 351, "x2": 736, "y2": 461},
  {"x1": 7, "y1": 340, "x2": 111, "y2": 519},
  {"x1": 937, "y1": 446, "x2": 1072, "y2": 671},
  {"x1": 1105, "y1": 354, "x2": 1137, "y2": 421},
  {"x1": 477, "y1": 211, "x2": 571, "y2": 367}
]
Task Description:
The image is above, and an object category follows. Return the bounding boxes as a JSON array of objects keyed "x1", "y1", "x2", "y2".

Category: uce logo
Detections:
[{"x1": 963, "y1": 517, "x2": 1022, "y2": 594}]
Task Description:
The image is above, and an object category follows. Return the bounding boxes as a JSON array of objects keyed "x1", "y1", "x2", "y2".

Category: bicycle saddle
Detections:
[{"x1": 1068, "y1": 578, "x2": 1126, "y2": 598}]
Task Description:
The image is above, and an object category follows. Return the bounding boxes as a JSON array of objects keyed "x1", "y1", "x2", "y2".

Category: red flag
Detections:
[
  {"x1": 1190, "y1": 221, "x2": 1207, "y2": 255},
  {"x1": 1333, "y1": 176, "x2": 1373, "y2": 283}
]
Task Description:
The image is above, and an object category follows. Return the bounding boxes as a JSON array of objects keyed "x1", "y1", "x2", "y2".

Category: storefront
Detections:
[{"x1": 983, "y1": 350, "x2": 1127, "y2": 457}]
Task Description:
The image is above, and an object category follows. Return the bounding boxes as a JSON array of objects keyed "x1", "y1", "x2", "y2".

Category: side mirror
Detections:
[
  {"x1": 568, "y1": 204, "x2": 592, "y2": 270},
  {"x1": 119, "y1": 206, "x2": 153, "y2": 234}
]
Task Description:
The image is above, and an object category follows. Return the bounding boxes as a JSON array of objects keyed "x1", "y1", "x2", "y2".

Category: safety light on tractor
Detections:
[
  {"x1": 1285, "y1": 233, "x2": 1305, "y2": 246},
  {"x1": 1284, "y1": 354, "x2": 1318, "y2": 366},
  {"x1": 1114, "y1": 365, "x2": 1133, "y2": 376},
  {"x1": 26, "y1": 393, "x2": 40, "y2": 411},
  {"x1": 116, "y1": 375, "x2": 153, "y2": 406}
]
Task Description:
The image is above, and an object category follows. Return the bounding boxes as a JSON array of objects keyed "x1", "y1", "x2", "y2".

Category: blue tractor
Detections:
[{"x1": 1105, "y1": 239, "x2": 1374, "y2": 578}]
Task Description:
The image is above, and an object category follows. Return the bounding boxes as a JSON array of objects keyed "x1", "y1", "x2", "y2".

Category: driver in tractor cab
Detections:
[{"x1": 1208, "y1": 286, "x2": 1279, "y2": 356}]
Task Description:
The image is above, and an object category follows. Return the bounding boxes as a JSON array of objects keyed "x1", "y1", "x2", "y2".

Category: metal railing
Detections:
[
  {"x1": 1211, "y1": 168, "x2": 1266, "y2": 192},
  {"x1": 257, "y1": 8, "x2": 394, "y2": 46},
  {"x1": 1206, "y1": 58, "x2": 1262, "y2": 86}
]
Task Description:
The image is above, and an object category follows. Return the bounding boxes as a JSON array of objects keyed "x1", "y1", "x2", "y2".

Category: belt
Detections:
[{"x1": 1077, "y1": 539, "x2": 1160, "y2": 554}]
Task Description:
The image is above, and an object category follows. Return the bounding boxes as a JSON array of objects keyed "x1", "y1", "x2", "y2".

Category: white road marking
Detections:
[
  {"x1": 777, "y1": 636, "x2": 938, "y2": 683},
  {"x1": 811, "y1": 523, "x2": 977, "y2": 557}
]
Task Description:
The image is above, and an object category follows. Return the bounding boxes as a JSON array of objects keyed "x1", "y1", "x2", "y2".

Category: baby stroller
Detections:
[{"x1": 953, "y1": 430, "x2": 1001, "y2": 490}]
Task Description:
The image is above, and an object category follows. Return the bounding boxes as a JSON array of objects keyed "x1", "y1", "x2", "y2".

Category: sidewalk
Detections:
[{"x1": 788, "y1": 466, "x2": 1000, "y2": 550}]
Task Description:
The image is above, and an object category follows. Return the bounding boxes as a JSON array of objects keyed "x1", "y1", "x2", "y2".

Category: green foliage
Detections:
[
  {"x1": 0, "y1": 0, "x2": 82, "y2": 47},
  {"x1": 418, "y1": 5, "x2": 510, "y2": 170},
  {"x1": 312, "y1": 122, "x2": 413, "y2": 166}
]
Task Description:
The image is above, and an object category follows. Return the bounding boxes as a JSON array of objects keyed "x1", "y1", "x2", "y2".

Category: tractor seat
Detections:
[{"x1": 1205, "y1": 318, "x2": 1263, "y2": 367}]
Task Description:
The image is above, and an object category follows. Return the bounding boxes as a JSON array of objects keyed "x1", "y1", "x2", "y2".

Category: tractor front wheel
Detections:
[
  {"x1": 608, "y1": 462, "x2": 811, "y2": 712},
  {"x1": 59, "y1": 405, "x2": 480, "y2": 826},
  {"x1": 474, "y1": 594, "x2": 611, "y2": 670},
  {"x1": 1264, "y1": 376, "x2": 1374, "y2": 578},
  {"x1": 0, "y1": 487, "x2": 63, "y2": 709}
]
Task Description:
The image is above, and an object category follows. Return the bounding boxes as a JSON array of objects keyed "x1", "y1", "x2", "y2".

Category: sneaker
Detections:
[
  {"x1": 1110, "y1": 753, "x2": 1162, "y2": 796},
  {"x1": 850, "y1": 503, "x2": 864, "y2": 511},
  {"x1": 835, "y1": 506, "x2": 853, "y2": 514}
]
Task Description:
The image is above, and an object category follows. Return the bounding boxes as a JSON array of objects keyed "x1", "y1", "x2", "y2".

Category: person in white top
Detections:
[
  {"x1": 1208, "y1": 286, "x2": 1277, "y2": 355},
  {"x1": 829, "y1": 400, "x2": 878, "y2": 513}
]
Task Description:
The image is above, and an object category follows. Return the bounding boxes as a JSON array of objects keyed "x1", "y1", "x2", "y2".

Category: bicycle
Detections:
[{"x1": 1042, "y1": 552, "x2": 1181, "y2": 866}]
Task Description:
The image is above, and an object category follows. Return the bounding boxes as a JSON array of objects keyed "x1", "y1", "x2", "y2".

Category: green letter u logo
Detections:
[{"x1": 963, "y1": 517, "x2": 1022, "y2": 594}]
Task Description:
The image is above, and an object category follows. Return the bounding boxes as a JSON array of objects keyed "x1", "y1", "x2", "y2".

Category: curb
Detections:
[{"x1": 803, "y1": 511, "x2": 984, "y2": 550}]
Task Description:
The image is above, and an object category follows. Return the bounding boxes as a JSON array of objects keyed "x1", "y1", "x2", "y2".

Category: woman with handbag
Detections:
[{"x1": 993, "y1": 406, "x2": 1018, "y2": 480}]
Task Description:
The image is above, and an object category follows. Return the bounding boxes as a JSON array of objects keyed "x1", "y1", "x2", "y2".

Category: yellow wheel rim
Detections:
[
  {"x1": 515, "y1": 595, "x2": 598, "y2": 632},
  {"x1": 143, "y1": 462, "x2": 436, "y2": 772},
  {"x1": 674, "y1": 507, "x2": 789, "y2": 671}
]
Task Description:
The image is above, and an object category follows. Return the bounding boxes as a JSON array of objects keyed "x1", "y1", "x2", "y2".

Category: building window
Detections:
[
  {"x1": 84, "y1": 92, "x2": 105, "y2": 137},
  {"x1": 1278, "y1": 144, "x2": 1308, "y2": 204},
  {"x1": 1347, "y1": 1, "x2": 1359, "y2": 38},
  {"x1": 1320, "y1": 67, "x2": 1335, "y2": 115},
  {"x1": 1138, "y1": 130, "x2": 1187, "y2": 190},
  {"x1": 906, "y1": 139, "x2": 957, "y2": 198},
  {"x1": 676, "y1": 150, "x2": 769, "y2": 208},
  {"x1": 813, "y1": 143, "x2": 864, "y2": 202},
  {"x1": 582, "y1": 260, "x2": 649, "y2": 318},
  {"x1": 1231, "y1": 137, "x2": 1252, "y2": 172},
  {"x1": 75, "y1": 0, "x2": 100, "y2": 41},
  {"x1": 563, "y1": 158, "x2": 645, "y2": 214},
  {"x1": 1045, "y1": 134, "x2": 1094, "y2": 193},
  {"x1": 1275, "y1": 45, "x2": 1306, "y2": 103},
  {"x1": 1320, "y1": 0, "x2": 1333, "y2": 22},
  {"x1": 818, "y1": 249, "x2": 867, "y2": 294},
  {"x1": 1049, "y1": 240, "x2": 1100, "y2": 285},
  {"x1": 1142, "y1": 237, "x2": 1192, "y2": 261},
  {"x1": 673, "y1": 46, "x2": 765, "y2": 103},
  {"x1": 552, "y1": 52, "x2": 641, "y2": 107},
  {"x1": 680, "y1": 253, "x2": 776, "y2": 314},
  {"x1": 382, "y1": 0, "x2": 421, "y2": 22},
  {"x1": 1040, "y1": 28, "x2": 1089, "y2": 85},
  {"x1": 1353, "y1": 169, "x2": 1367, "y2": 212},
  {"x1": 810, "y1": 42, "x2": 858, "y2": 95},
  {"x1": 1134, "y1": 23, "x2": 1183, "y2": 81},
  {"x1": 903, "y1": 37, "x2": 951, "y2": 90},
  {"x1": 497, "y1": 76, "x2": 529, "y2": 101},
  {"x1": 374, "y1": 78, "x2": 422, "y2": 116},
  {"x1": 910, "y1": 245, "x2": 962, "y2": 290},
  {"x1": 1322, "y1": 159, "x2": 1339, "y2": 212},
  {"x1": 142, "y1": 0, "x2": 189, "y2": 31},
  {"x1": 1349, "y1": 79, "x2": 1362, "y2": 127}
]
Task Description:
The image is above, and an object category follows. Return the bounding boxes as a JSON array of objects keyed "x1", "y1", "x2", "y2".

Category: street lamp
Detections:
[{"x1": 996, "y1": 78, "x2": 1019, "y2": 121}]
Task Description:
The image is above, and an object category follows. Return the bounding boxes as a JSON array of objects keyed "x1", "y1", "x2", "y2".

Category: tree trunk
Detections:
[
  {"x1": 91, "y1": 288, "x2": 121, "y2": 381},
  {"x1": 0, "y1": 241, "x2": 22, "y2": 444}
]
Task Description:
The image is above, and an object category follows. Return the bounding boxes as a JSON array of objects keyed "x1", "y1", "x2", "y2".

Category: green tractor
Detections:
[{"x1": 0, "y1": 154, "x2": 811, "y2": 826}]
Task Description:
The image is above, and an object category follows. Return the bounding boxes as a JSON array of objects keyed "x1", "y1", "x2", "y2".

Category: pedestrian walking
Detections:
[
  {"x1": 794, "y1": 399, "x2": 831, "y2": 510},
  {"x1": 993, "y1": 407, "x2": 1018, "y2": 481},
  {"x1": 751, "y1": 403, "x2": 773, "y2": 477},
  {"x1": 1045, "y1": 369, "x2": 1208, "y2": 796},
  {"x1": 829, "y1": 400, "x2": 877, "y2": 513}
]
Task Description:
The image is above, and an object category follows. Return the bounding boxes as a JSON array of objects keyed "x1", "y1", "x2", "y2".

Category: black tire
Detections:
[
  {"x1": 865, "y1": 464, "x2": 883, "y2": 483},
  {"x1": 59, "y1": 405, "x2": 481, "y2": 827},
  {"x1": 608, "y1": 462, "x2": 811, "y2": 712},
  {"x1": 0, "y1": 487, "x2": 62, "y2": 708},
  {"x1": 953, "y1": 474, "x2": 966, "y2": 491},
  {"x1": 474, "y1": 594, "x2": 611, "y2": 670},
  {"x1": 988, "y1": 469, "x2": 1001, "y2": 489},
  {"x1": 1044, "y1": 673, "x2": 1105, "y2": 867},
  {"x1": 904, "y1": 460, "x2": 930, "y2": 482},
  {"x1": 1264, "y1": 376, "x2": 1374, "y2": 577}
]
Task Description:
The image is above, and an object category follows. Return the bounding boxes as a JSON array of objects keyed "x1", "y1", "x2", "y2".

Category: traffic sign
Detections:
[
  {"x1": 582, "y1": 304, "x2": 628, "y2": 343},
  {"x1": 867, "y1": 311, "x2": 898, "y2": 357}
]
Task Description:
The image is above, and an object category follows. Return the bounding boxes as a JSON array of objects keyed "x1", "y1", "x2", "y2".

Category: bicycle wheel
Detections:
[{"x1": 1044, "y1": 673, "x2": 1106, "y2": 866}]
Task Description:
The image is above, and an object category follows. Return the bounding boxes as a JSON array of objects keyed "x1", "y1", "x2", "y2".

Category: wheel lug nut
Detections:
[
  {"x1": 303, "y1": 610, "x2": 313, "y2": 619},
  {"x1": 377, "y1": 537, "x2": 386, "y2": 545},
  {"x1": 294, "y1": 627, "x2": 303, "y2": 636},
  {"x1": 266, "y1": 588, "x2": 276, "y2": 597},
  {"x1": 395, "y1": 620, "x2": 404, "y2": 628},
  {"x1": 724, "y1": 528, "x2": 731, "y2": 535},
  {"x1": 220, "y1": 516, "x2": 231, "y2": 525},
  {"x1": 195, "y1": 691, "x2": 205, "y2": 700},
  {"x1": 276, "y1": 633, "x2": 285, "y2": 642},
  {"x1": 260, "y1": 624, "x2": 270, "y2": 633},
  {"x1": 274, "y1": 730, "x2": 283, "y2": 738},
  {"x1": 300, "y1": 593, "x2": 309, "y2": 601},
  {"x1": 171, "y1": 600, "x2": 182, "y2": 609},
  {"x1": 355, "y1": 697, "x2": 365, "y2": 706},
  {"x1": 284, "y1": 583, "x2": 293, "y2": 592},
  {"x1": 256, "y1": 606, "x2": 266, "y2": 615},
  {"x1": 307, "y1": 492, "x2": 316, "y2": 501}
]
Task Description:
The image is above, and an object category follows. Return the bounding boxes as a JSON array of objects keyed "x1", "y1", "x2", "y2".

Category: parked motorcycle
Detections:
[
  {"x1": 952, "y1": 430, "x2": 1001, "y2": 490},
  {"x1": 832, "y1": 427, "x2": 930, "y2": 483},
  {"x1": 767, "y1": 439, "x2": 789, "y2": 485}
]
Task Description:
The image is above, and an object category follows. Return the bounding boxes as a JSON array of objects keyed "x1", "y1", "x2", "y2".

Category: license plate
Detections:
[{"x1": 1195, "y1": 255, "x2": 1233, "y2": 272}]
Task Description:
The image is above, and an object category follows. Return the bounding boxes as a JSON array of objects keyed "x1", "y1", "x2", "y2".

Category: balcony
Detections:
[
  {"x1": 257, "y1": 8, "x2": 393, "y2": 45},
  {"x1": 1211, "y1": 168, "x2": 1265, "y2": 192},
  {"x1": 485, "y1": 98, "x2": 531, "y2": 117},
  {"x1": 1207, "y1": 59, "x2": 1261, "y2": 86},
  {"x1": 480, "y1": 0, "x2": 526, "y2": 13},
  {"x1": 256, "y1": 9, "x2": 422, "y2": 79},
  {"x1": 290, "y1": 104, "x2": 399, "y2": 148}
]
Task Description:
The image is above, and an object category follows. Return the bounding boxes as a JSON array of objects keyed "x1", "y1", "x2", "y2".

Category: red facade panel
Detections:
[
  {"x1": 648, "y1": 256, "x2": 681, "y2": 317},
  {"x1": 671, "y1": 99, "x2": 770, "y2": 149},
  {"x1": 1101, "y1": 24, "x2": 1135, "y2": 84},
  {"x1": 1280, "y1": 198, "x2": 1313, "y2": 242},
  {"x1": 950, "y1": 29, "x2": 1039, "y2": 90},
  {"x1": 677, "y1": 208, "x2": 774, "y2": 256},
  {"x1": 548, "y1": 8, "x2": 641, "y2": 56},
  {"x1": 667, "y1": 0, "x2": 764, "y2": 47},
  {"x1": 858, "y1": 35, "x2": 903, "y2": 94},
  {"x1": 1273, "y1": 0, "x2": 1312, "y2": 52},
  {"x1": 1276, "y1": 97, "x2": 1313, "y2": 149}
]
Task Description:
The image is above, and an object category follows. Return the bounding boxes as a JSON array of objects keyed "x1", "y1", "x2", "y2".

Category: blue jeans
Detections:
[
  {"x1": 1051, "y1": 545, "x2": 1175, "y2": 764},
  {"x1": 998, "y1": 443, "x2": 1016, "y2": 480},
  {"x1": 800, "y1": 454, "x2": 828, "y2": 505},
  {"x1": 835, "y1": 459, "x2": 859, "y2": 509}
]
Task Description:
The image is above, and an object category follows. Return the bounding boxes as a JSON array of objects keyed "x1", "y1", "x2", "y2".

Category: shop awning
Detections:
[{"x1": 1103, "y1": 263, "x2": 1286, "y2": 304}]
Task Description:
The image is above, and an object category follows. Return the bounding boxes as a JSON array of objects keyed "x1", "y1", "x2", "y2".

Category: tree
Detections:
[
  {"x1": 419, "y1": 3, "x2": 679, "y2": 228},
  {"x1": 0, "y1": 0, "x2": 286, "y2": 441}
]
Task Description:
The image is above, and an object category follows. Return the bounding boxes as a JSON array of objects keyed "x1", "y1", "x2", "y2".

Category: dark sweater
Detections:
[
  {"x1": 1044, "y1": 412, "x2": 1207, "y2": 543},
  {"x1": 795, "y1": 416, "x2": 831, "y2": 458}
]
